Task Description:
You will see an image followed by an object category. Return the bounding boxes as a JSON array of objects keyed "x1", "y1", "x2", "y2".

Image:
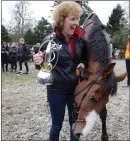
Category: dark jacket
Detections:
[
  {"x1": 38, "y1": 27, "x2": 87, "y2": 93},
  {"x1": 1, "y1": 45, "x2": 9, "y2": 61},
  {"x1": 9, "y1": 46, "x2": 18, "y2": 60},
  {"x1": 33, "y1": 45, "x2": 40, "y2": 54},
  {"x1": 18, "y1": 43, "x2": 29, "y2": 60}
]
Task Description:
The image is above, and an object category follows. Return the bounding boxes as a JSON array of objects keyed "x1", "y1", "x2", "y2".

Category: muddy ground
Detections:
[{"x1": 2, "y1": 60, "x2": 129, "y2": 140}]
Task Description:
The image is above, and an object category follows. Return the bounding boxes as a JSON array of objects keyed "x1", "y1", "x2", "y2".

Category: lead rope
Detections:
[{"x1": 72, "y1": 68, "x2": 94, "y2": 133}]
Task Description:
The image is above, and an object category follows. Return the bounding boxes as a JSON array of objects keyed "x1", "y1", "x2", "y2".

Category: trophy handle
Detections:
[
  {"x1": 38, "y1": 39, "x2": 59, "y2": 71},
  {"x1": 38, "y1": 39, "x2": 57, "y2": 53},
  {"x1": 44, "y1": 49, "x2": 56, "y2": 63}
]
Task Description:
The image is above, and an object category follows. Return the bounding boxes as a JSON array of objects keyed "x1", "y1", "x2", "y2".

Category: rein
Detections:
[
  {"x1": 72, "y1": 69, "x2": 103, "y2": 123},
  {"x1": 74, "y1": 72, "x2": 103, "y2": 98}
]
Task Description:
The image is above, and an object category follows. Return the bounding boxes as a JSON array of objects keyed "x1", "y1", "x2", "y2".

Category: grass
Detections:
[{"x1": 2, "y1": 72, "x2": 36, "y2": 84}]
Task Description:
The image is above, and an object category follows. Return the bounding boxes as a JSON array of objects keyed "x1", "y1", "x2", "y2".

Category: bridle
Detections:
[
  {"x1": 72, "y1": 72, "x2": 104, "y2": 137},
  {"x1": 72, "y1": 72, "x2": 103, "y2": 123}
]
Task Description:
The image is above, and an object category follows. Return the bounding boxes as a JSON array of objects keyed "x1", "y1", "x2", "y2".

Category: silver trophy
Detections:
[{"x1": 36, "y1": 39, "x2": 60, "y2": 85}]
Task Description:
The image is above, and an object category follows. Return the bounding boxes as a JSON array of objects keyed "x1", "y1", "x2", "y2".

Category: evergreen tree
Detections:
[
  {"x1": 76, "y1": 1, "x2": 93, "y2": 25},
  {"x1": 1, "y1": 25, "x2": 11, "y2": 43},
  {"x1": 107, "y1": 4, "x2": 126, "y2": 34},
  {"x1": 107, "y1": 4, "x2": 128, "y2": 50},
  {"x1": 33, "y1": 17, "x2": 53, "y2": 43},
  {"x1": 24, "y1": 29, "x2": 36, "y2": 45}
]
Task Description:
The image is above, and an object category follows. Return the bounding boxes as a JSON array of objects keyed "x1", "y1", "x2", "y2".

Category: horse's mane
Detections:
[
  {"x1": 88, "y1": 25, "x2": 110, "y2": 66},
  {"x1": 83, "y1": 13, "x2": 117, "y2": 96}
]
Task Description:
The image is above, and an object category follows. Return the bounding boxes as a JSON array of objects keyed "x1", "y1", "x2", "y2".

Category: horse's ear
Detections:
[
  {"x1": 101, "y1": 63, "x2": 116, "y2": 80},
  {"x1": 116, "y1": 72, "x2": 127, "y2": 82}
]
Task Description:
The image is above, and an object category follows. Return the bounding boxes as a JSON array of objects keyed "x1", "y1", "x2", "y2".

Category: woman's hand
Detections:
[
  {"x1": 76, "y1": 63, "x2": 88, "y2": 80},
  {"x1": 77, "y1": 63, "x2": 85, "y2": 69},
  {"x1": 33, "y1": 51, "x2": 44, "y2": 65}
]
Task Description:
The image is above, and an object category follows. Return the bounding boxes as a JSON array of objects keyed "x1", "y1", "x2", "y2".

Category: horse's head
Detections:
[
  {"x1": 73, "y1": 63, "x2": 127, "y2": 137},
  {"x1": 72, "y1": 13, "x2": 127, "y2": 138}
]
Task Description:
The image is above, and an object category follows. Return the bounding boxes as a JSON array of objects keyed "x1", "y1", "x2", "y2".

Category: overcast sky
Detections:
[{"x1": 2, "y1": 1, "x2": 126, "y2": 26}]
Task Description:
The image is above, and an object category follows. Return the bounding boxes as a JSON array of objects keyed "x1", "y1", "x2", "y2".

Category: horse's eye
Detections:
[{"x1": 90, "y1": 96, "x2": 98, "y2": 103}]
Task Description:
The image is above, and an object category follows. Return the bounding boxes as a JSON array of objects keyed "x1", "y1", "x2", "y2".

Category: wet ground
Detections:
[{"x1": 2, "y1": 60, "x2": 129, "y2": 140}]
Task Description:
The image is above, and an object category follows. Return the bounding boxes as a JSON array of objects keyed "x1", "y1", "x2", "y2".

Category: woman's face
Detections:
[
  {"x1": 3, "y1": 44, "x2": 7, "y2": 47},
  {"x1": 12, "y1": 42, "x2": 16, "y2": 47},
  {"x1": 8, "y1": 43, "x2": 11, "y2": 47},
  {"x1": 62, "y1": 13, "x2": 80, "y2": 37}
]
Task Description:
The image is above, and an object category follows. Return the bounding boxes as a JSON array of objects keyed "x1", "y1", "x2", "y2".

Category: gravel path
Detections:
[{"x1": 2, "y1": 60, "x2": 129, "y2": 140}]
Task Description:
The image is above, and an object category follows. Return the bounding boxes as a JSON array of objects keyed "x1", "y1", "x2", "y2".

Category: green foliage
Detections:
[
  {"x1": 1, "y1": 25, "x2": 11, "y2": 43},
  {"x1": 33, "y1": 17, "x2": 53, "y2": 43},
  {"x1": 24, "y1": 29, "x2": 36, "y2": 45},
  {"x1": 8, "y1": 34, "x2": 20, "y2": 43},
  {"x1": 107, "y1": 4, "x2": 126, "y2": 34},
  {"x1": 112, "y1": 28, "x2": 128, "y2": 49},
  {"x1": 106, "y1": 4, "x2": 128, "y2": 50},
  {"x1": 76, "y1": 1, "x2": 93, "y2": 26},
  {"x1": 53, "y1": 1, "x2": 59, "y2": 6},
  {"x1": 6, "y1": 17, "x2": 53, "y2": 45}
]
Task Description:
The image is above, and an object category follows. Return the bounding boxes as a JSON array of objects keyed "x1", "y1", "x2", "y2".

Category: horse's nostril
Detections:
[{"x1": 74, "y1": 133, "x2": 81, "y2": 139}]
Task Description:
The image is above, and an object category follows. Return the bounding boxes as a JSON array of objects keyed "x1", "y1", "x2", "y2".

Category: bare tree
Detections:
[
  {"x1": 10, "y1": 1, "x2": 35, "y2": 39},
  {"x1": 6, "y1": 20, "x2": 16, "y2": 34},
  {"x1": 124, "y1": 1, "x2": 129, "y2": 26},
  {"x1": 2, "y1": 17, "x2": 6, "y2": 25}
]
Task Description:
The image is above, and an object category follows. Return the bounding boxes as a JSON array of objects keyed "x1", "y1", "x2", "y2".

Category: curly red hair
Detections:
[{"x1": 53, "y1": 1, "x2": 83, "y2": 29}]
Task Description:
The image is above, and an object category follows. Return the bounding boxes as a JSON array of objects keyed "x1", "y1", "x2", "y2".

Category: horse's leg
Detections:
[{"x1": 99, "y1": 105, "x2": 108, "y2": 141}]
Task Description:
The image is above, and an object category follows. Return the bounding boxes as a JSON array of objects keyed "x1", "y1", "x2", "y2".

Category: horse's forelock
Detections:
[{"x1": 101, "y1": 72, "x2": 117, "y2": 97}]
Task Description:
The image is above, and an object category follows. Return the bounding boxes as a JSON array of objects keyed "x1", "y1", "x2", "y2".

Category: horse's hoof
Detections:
[{"x1": 101, "y1": 135, "x2": 108, "y2": 141}]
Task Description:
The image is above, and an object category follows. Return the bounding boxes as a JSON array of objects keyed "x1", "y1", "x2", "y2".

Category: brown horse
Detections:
[{"x1": 72, "y1": 13, "x2": 127, "y2": 141}]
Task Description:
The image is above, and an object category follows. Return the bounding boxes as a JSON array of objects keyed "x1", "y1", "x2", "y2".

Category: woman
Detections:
[
  {"x1": 33, "y1": 1, "x2": 86, "y2": 141},
  {"x1": 9, "y1": 42, "x2": 18, "y2": 72},
  {"x1": 1, "y1": 42, "x2": 9, "y2": 72}
]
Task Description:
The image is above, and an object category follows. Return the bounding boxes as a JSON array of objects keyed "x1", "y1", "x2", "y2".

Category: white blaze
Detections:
[{"x1": 82, "y1": 110, "x2": 98, "y2": 137}]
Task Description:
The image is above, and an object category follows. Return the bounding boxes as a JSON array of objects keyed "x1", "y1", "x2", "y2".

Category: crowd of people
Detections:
[{"x1": 1, "y1": 38, "x2": 30, "y2": 74}]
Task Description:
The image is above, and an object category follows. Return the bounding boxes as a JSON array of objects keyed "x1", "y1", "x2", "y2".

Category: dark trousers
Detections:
[
  {"x1": 11, "y1": 61, "x2": 17, "y2": 71},
  {"x1": 126, "y1": 59, "x2": 130, "y2": 85},
  {"x1": 47, "y1": 91, "x2": 79, "y2": 141},
  {"x1": 11, "y1": 57, "x2": 17, "y2": 71},
  {"x1": 1, "y1": 60, "x2": 8, "y2": 72},
  {"x1": 19, "y1": 58, "x2": 28, "y2": 72}
]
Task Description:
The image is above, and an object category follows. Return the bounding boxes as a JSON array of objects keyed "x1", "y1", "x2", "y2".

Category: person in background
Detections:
[
  {"x1": 15, "y1": 43, "x2": 19, "y2": 48},
  {"x1": 9, "y1": 42, "x2": 18, "y2": 72},
  {"x1": 33, "y1": 1, "x2": 87, "y2": 141},
  {"x1": 17, "y1": 38, "x2": 29, "y2": 74},
  {"x1": 33, "y1": 43, "x2": 40, "y2": 54},
  {"x1": 123, "y1": 34, "x2": 130, "y2": 87},
  {"x1": 7, "y1": 42, "x2": 11, "y2": 48},
  {"x1": 33, "y1": 43, "x2": 41, "y2": 68},
  {"x1": 16, "y1": 43, "x2": 20, "y2": 62},
  {"x1": 1, "y1": 42, "x2": 9, "y2": 72},
  {"x1": 109, "y1": 35, "x2": 113, "y2": 62}
]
